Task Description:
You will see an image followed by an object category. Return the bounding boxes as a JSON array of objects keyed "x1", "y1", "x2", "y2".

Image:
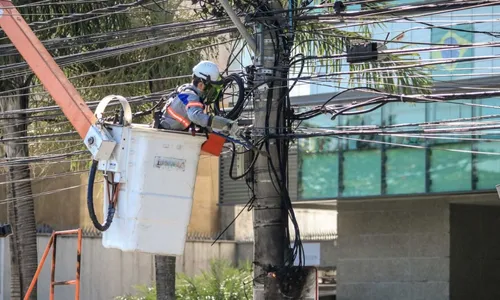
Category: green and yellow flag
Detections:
[{"x1": 430, "y1": 24, "x2": 474, "y2": 79}]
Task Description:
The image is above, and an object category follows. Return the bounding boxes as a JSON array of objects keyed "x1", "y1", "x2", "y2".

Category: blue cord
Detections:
[
  {"x1": 211, "y1": 131, "x2": 269, "y2": 158},
  {"x1": 211, "y1": 131, "x2": 253, "y2": 149}
]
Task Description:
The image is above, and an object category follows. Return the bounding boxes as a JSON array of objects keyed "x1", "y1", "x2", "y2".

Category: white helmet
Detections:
[{"x1": 192, "y1": 61, "x2": 220, "y2": 83}]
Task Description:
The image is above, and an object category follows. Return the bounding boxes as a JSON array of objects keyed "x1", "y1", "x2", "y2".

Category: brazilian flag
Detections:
[{"x1": 430, "y1": 24, "x2": 474, "y2": 80}]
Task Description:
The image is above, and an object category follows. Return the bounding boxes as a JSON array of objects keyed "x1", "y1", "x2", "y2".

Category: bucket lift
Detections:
[
  {"x1": 0, "y1": 1, "x2": 227, "y2": 256},
  {"x1": 87, "y1": 95, "x2": 214, "y2": 255}
]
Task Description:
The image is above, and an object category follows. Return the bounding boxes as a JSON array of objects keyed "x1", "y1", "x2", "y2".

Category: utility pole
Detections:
[
  {"x1": 218, "y1": 0, "x2": 289, "y2": 298},
  {"x1": 252, "y1": 2, "x2": 288, "y2": 299}
]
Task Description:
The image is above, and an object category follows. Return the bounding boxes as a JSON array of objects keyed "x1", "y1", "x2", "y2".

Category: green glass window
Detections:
[
  {"x1": 301, "y1": 111, "x2": 337, "y2": 129},
  {"x1": 299, "y1": 153, "x2": 339, "y2": 199},
  {"x1": 338, "y1": 109, "x2": 381, "y2": 151},
  {"x1": 383, "y1": 102, "x2": 426, "y2": 146},
  {"x1": 427, "y1": 100, "x2": 472, "y2": 144},
  {"x1": 429, "y1": 143, "x2": 472, "y2": 192},
  {"x1": 297, "y1": 109, "x2": 339, "y2": 199},
  {"x1": 474, "y1": 97, "x2": 500, "y2": 190},
  {"x1": 384, "y1": 102, "x2": 427, "y2": 194},
  {"x1": 475, "y1": 142, "x2": 500, "y2": 190},
  {"x1": 339, "y1": 109, "x2": 382, "y2": 196},
  {"x1": 297, "y1": 97, "x2": 500, "y2": 199},
  {"x1": 342, "y1": 150, "x2": 382, "y2": 197},
  {"x1": 386, "y1": 148, "x2": 426, "y2": 194},
  {"x1": 473, "y1": 97, "x2": 500, "y2": 139}
]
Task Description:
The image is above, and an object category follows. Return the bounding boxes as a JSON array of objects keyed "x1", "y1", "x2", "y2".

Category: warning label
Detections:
[{"x1": 153, "y1": 156, "x2": 186, "y2": 171}]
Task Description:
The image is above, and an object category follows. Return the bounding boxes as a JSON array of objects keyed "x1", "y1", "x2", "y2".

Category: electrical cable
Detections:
[
  {"x1": 0, "y1": 26, "x2": 237, "y2": 80},
  {"x1": 213, "y1": 73, "x2": 247, "y2": 120},
  {"x1": 87, "y1": 160, "x2": 118, "y2": 232}
]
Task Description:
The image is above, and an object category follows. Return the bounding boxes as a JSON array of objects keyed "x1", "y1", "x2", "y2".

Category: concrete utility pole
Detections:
[
  {"x1": 252, "y1": 2, "x2": 288, "y2": 299},
  {"x1": 218, "y1": 0, "x2": 289, "y2": 298}
]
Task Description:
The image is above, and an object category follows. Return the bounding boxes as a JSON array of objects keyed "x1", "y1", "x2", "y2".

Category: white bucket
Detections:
[{"x1": 101, "y1": 124, "x2": 206, "y2": 255}]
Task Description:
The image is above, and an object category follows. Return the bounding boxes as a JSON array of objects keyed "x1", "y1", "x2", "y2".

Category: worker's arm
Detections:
[
  {"x1": 185, "y1": 101, "x2": 211, "y2": 127},
  {"x1": 181, "y1": 91, "x2": 233, "y2": 131}
]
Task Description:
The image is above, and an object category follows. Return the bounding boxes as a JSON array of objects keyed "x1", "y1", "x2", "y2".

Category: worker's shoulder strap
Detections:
[
  {"x1": 175, "y1": 85, "x2": 201, "y2": 106},
  {"x1": 178, "y1": 85, "x2": 198, "y2": 95}
]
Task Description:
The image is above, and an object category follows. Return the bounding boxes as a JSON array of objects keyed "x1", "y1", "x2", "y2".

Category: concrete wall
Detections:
[
  {"x1": 0, "y1": 155, "x2": 221, "y2": 235},
  {"x1": 0, "y1": 162, "x2": 96, "y2": 229},
  {"x1": 450, "y1": 204, "x2": 500, "y2": 300},
  {"x1": 337, "y1": 198, "x2": 450, "y2": 300},
  {"x1": 335, "y1": 193, "x2": 500, "y2": 300},
  {"x1": 220, "y1": 205, "x2": 338, "y2": 241},
  {"x1": 1, "y1": 235, "x2": 237, "y2": 300}
]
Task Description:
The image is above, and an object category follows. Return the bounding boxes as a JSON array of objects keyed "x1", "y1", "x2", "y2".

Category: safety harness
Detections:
[{"x1": 153, "y1": 85, "x2": 206, "y2": 135}]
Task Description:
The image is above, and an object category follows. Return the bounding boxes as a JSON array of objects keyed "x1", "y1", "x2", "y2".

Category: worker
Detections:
[{"x1": 158, "y1": 60, "x2": 240, "y2": 136}]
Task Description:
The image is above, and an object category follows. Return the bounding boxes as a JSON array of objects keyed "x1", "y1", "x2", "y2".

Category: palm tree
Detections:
[{"x1": 2, "y1": 75, "x2": 37, "y2": 300}]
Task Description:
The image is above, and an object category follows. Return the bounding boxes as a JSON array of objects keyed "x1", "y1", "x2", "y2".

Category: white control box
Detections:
[{"x1": 84, "y1": 125, "x2": 117, "y2": 161}]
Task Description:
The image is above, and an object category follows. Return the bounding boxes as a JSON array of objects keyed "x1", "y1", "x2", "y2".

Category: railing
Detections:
[{"x1": 24, "y1": 228, "x2": 82, "y2": 300}]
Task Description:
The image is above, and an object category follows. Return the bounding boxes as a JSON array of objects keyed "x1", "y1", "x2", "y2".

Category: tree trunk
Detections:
[
  {"x1": 7, "y1": 166, "x2": 22, "y2": 300},
  {"x1": 155, "y1": 255, "x2": 177, "y2": 300},
  {"x1": 149, "y1": 74, "x2": 177, "y2": 298},
  {"x1": 146, "y1": 19, "x2": 177, "y2": 294},
  {"x1": 3, "y1": 77, "x2": 38, "y2": 300}
]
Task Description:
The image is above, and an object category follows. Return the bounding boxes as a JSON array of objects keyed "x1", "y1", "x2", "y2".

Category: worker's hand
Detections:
[
  {"x1": 227, "y1": 120, "x2": 240, "y2": 137},
  {"x1": 220, "y1": 120, "x2": 240, "y2": 137},
  {"x1": 211, "y1": 116, "x2": 240, "y2": 136}
]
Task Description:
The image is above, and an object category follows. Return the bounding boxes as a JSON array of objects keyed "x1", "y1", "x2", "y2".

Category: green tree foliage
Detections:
[
  {"x1": 3, "y1": 0, "x2": 221, "y2": 173},
  {"x1": 116, "y1": 260, "x2": 253, "y2": 300}
]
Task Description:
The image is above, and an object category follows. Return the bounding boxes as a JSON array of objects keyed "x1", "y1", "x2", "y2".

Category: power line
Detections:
[
  {"x1": 0, "y1": 18, "x2": 229, "y2": 57},
  {"x1": 3, "y1": 0, "x2": 147, "y2": 29},
  {"x1": 0, "y1": 37, "x2": 236, "y2": 96},
  {"x1": 0, "y1": 25, "x2": 235, "y2": 80}
]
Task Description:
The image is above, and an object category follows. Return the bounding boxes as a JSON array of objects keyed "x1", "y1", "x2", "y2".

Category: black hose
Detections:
[
  {"x1": 214, "y1": 73, "x2": 246, "y2": 120},
  {"x1": 87, "y1": 160, "x2": 116, "y2": 232}
]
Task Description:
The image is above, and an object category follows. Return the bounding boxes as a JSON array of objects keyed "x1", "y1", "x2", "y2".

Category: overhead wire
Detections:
[
  {"x1": 0, "y1": 16, "x2": 230, "y2": 57},
  {"x1": 315, "y1": 0, "x2": 500, "y2": 25},
  {"x1": 6, "y1": 0, "x2": 148, "y2": 28},
  {"x1": 0, "y1": 27, "x2": 298, "y2": 95},
  {"x1": 0, "y1": 25, "x2": 236, "y2": 80}
]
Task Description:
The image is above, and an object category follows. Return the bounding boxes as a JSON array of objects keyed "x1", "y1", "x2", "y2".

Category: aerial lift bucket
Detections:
[{"x1": 90, "y1": 95, "x2": 224, "y2": 256}]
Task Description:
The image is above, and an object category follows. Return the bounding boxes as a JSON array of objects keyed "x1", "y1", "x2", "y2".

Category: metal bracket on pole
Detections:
[{"x1": 218, "y1": 0, "x2": 257, "y2": 54}]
